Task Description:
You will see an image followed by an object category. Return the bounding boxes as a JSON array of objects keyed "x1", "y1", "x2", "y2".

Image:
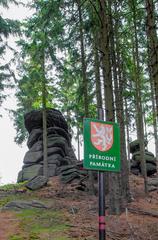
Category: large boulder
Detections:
[
  {"x1": 130, "y1": 139, "x2": 157, "y2": 177},
  {"x1": 132, "y1": 151, "x2": 156, "y2": 164},
  {"x1": 24, "y1": 109, "x2": 68, "y2": 133},
  {"x1": 129, "y1": 140, "x2": 147, "y2": 154},
  {"x1": 17, "y1": 109, "x2": 78, "y2": 184}
]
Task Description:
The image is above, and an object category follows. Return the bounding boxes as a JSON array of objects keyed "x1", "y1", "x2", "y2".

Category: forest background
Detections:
[{"x1": 0, "y1": 0, "x2": 158, "y2": 212}]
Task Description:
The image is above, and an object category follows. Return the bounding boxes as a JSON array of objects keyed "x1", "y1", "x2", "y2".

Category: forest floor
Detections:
[{"x1": 0, "y1": 174, "x2": 157, "y2": 240}]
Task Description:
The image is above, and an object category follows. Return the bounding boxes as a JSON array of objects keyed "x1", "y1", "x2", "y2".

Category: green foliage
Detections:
[
  {"x1": 0, "y1": 181, "x2": 27, "y2": 191},
  {"x1": 0, "y1": 182, "x2": 29, "y2": 208},
  {"x1": 10, "y1": 235, "x2": 28, "y2": 240},
  {"x1": 12, "y1": 0, "x2": 66, "y2": 144},
  {"x1": 11, "y1": 107, "x2": 28, "y2": 144},
  {"x1": 9, "y1": 0, "x2": 157, "y2": 151},
  {"x1": 9, "y1": 236, "x2": 24, "y2": 240},
  {"x1": 0, "y1": 0, "x2": 20, "y2": 108},
  {"x1": 0, "y1": 196, "x2": 13, "y2": 207}
]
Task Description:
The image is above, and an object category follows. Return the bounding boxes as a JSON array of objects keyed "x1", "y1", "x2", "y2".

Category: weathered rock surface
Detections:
[
  {"x1": 131, "y1": 167, "x2": 140, "y2": 176},
  {"x1": 147, "y1": 178, "x2": 158, "y2": 192},
  {"x1": 130, "y1": 140, "x2": 157, "y2": 176},
  {"x1": 23, "y1": 150, "x2": 43, "y2": 164},
  {"x1": 129, "y1": 140, "x2": 148, "y2": 154},
  {"x1": 148, "y1": 185, "x2": 157, "y2": 192},
  {"x1": 133, "y1": 151, "x2": 156, "y2": 163},
  {"x1": 18, "y1": 164, "x2": 43, "y2": 182},
  {"x1": 3, "y1": 200, "x2": 48, "y2": 211},
  {"x1": 24, "y1": 109, "x2": 68, "y2": 133},
  {"x1": 59, "y1": 163, "x2": 88, "y2": 184},
  {"x1": 17, "y1": 109, "x2": 78, "y2": 183},
  {"x1": 26, "y1": 175, "x2": 48, "y2": 190},
  {"x1": 27, "y1": 128, "x2": 42, "y2": 149},
  {"x1": 148, "y1": 178, "x2": 158, "y2": 186}
]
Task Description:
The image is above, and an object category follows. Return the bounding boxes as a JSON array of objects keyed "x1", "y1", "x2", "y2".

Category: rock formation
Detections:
[
  {"x1": 17, "y1": 109, "x2": 79, "y2": 182},
  {"x1": 130, "y1": 140, "x2": 157, "y2": 176}
]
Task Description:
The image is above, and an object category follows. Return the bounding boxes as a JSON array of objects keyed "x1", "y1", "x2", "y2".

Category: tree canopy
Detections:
[{"x1": 2, "y1": 0, "x2": 158, "y2": 214}]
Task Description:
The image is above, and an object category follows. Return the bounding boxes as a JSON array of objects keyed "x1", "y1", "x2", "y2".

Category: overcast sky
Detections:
[{"x1": 0, "y1": 1, "x2": 32, "y2": 184}]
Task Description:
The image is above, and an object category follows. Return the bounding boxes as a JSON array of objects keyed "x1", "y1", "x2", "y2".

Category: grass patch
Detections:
[
  {"x1": 0, "y1": 182, "x2": 28, "y2": 191},
  {"x1": 1, "y1": 184, "x2": 72, "y2": 239},
  {"x1": 14, "y1": 208, "x2": 70, "y2": 239},
  {"x1": 9, "y1": 236, "x2": 26, "y2": 240},
  {"x1": 9, "y1": 233, "x2": 39, "y2": 240},
  {"x1": 0, "y1": 196, "x2": 13, "y2": 207}
]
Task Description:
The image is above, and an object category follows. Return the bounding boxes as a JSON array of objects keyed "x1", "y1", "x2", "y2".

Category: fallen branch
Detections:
[{"x1": 128, "y1": 207, "x2": 158, "y2": 218}]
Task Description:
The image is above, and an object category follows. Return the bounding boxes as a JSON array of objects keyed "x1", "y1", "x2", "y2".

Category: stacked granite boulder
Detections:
[
  {"x1": 130, "y1": 140, "x2": 157, "y2": 176},
  {"x1": 17, "y1": 109, "x2": 78, "y2": 182}
]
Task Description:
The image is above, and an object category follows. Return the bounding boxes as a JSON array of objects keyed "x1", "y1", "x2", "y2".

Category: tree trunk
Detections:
[
  {"x1": 124, "y1": 97, "x2": 131, "y2": 165},
  {"x1": 77, "y1": 124, "x2": 80, "y2": 161},
  {"x1": 93, "y1": 35, "x2": 103, "y2": 110},
  {"x1": 77, "y1": 0, "x2": 88, "y2": 117},
  {"x1": 108, "y1": 0, "x2": 131, "y2": 203},
  {"x1": 43, "y1": 107, "x2": 48, "y2": 179},
  {"x1": 150, "y1": 77, "x2": 158, "y2": 172},
  {"x1": 41, "y1": 47, "x2": 48, "y2": 179},
  {"x1": 148, "y1": 47, "x2": 158, "y2": 172},
  {"x1": 129, "y1": 0, "x2": 148, "y2": 193},
  {"x1": 146, "y1": 0, "x2": 158, "y2": 171},
  {"x1": 77, "y1": 0, "x2": 95, "y2": 195},
  {"x1": 146, "y1": 0, "x2": 158, "y2": 117},
  {"x1": 98, "y1": 0, "x2": 123, "y2": 214}
]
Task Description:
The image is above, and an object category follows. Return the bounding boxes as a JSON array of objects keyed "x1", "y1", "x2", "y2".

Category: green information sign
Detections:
[{"x1": 83, "y1": 118, "x2": 120, "y2": 172}]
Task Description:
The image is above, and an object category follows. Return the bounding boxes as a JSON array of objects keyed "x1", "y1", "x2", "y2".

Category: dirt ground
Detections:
[
  {"x1": 0, "y1": 174, "x2": 158, "y2": 240},
  {"x1": 0, "y1": 212, "x2": 21, "y2": 240}
]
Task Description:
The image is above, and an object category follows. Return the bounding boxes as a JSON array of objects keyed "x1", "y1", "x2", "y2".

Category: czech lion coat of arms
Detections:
[{"x1": 90, "y1": 122, "x2": 114, "y2": 152}]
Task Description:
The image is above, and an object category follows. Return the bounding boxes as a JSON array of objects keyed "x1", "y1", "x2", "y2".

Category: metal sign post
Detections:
[
  {"x1": 99, "y1": 171, "x2": 105, "y2": 239},
  {"x1": 83, "y1": 110, "x2": 120, "y2": 240},
  {"x1": 98, "y1": 108, "x2": 105, "y2": 240}
]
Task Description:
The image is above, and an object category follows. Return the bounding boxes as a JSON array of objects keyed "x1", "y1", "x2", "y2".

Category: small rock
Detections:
[
  {"x1": 148, "y1": 178, "x2": 158, "y2": 186},
  {"x1": 2, "y1": 200, "x2": 48, "y2": 211},
  {"x1": 68, "y1": 207, "x2": 79, "y2": 214},
  {"x1": 26, "y1": 175, "x2": 48, "y2": 190},
  {"x1": 148, "y1": 185, "x2": 157, "y2": 192}
]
